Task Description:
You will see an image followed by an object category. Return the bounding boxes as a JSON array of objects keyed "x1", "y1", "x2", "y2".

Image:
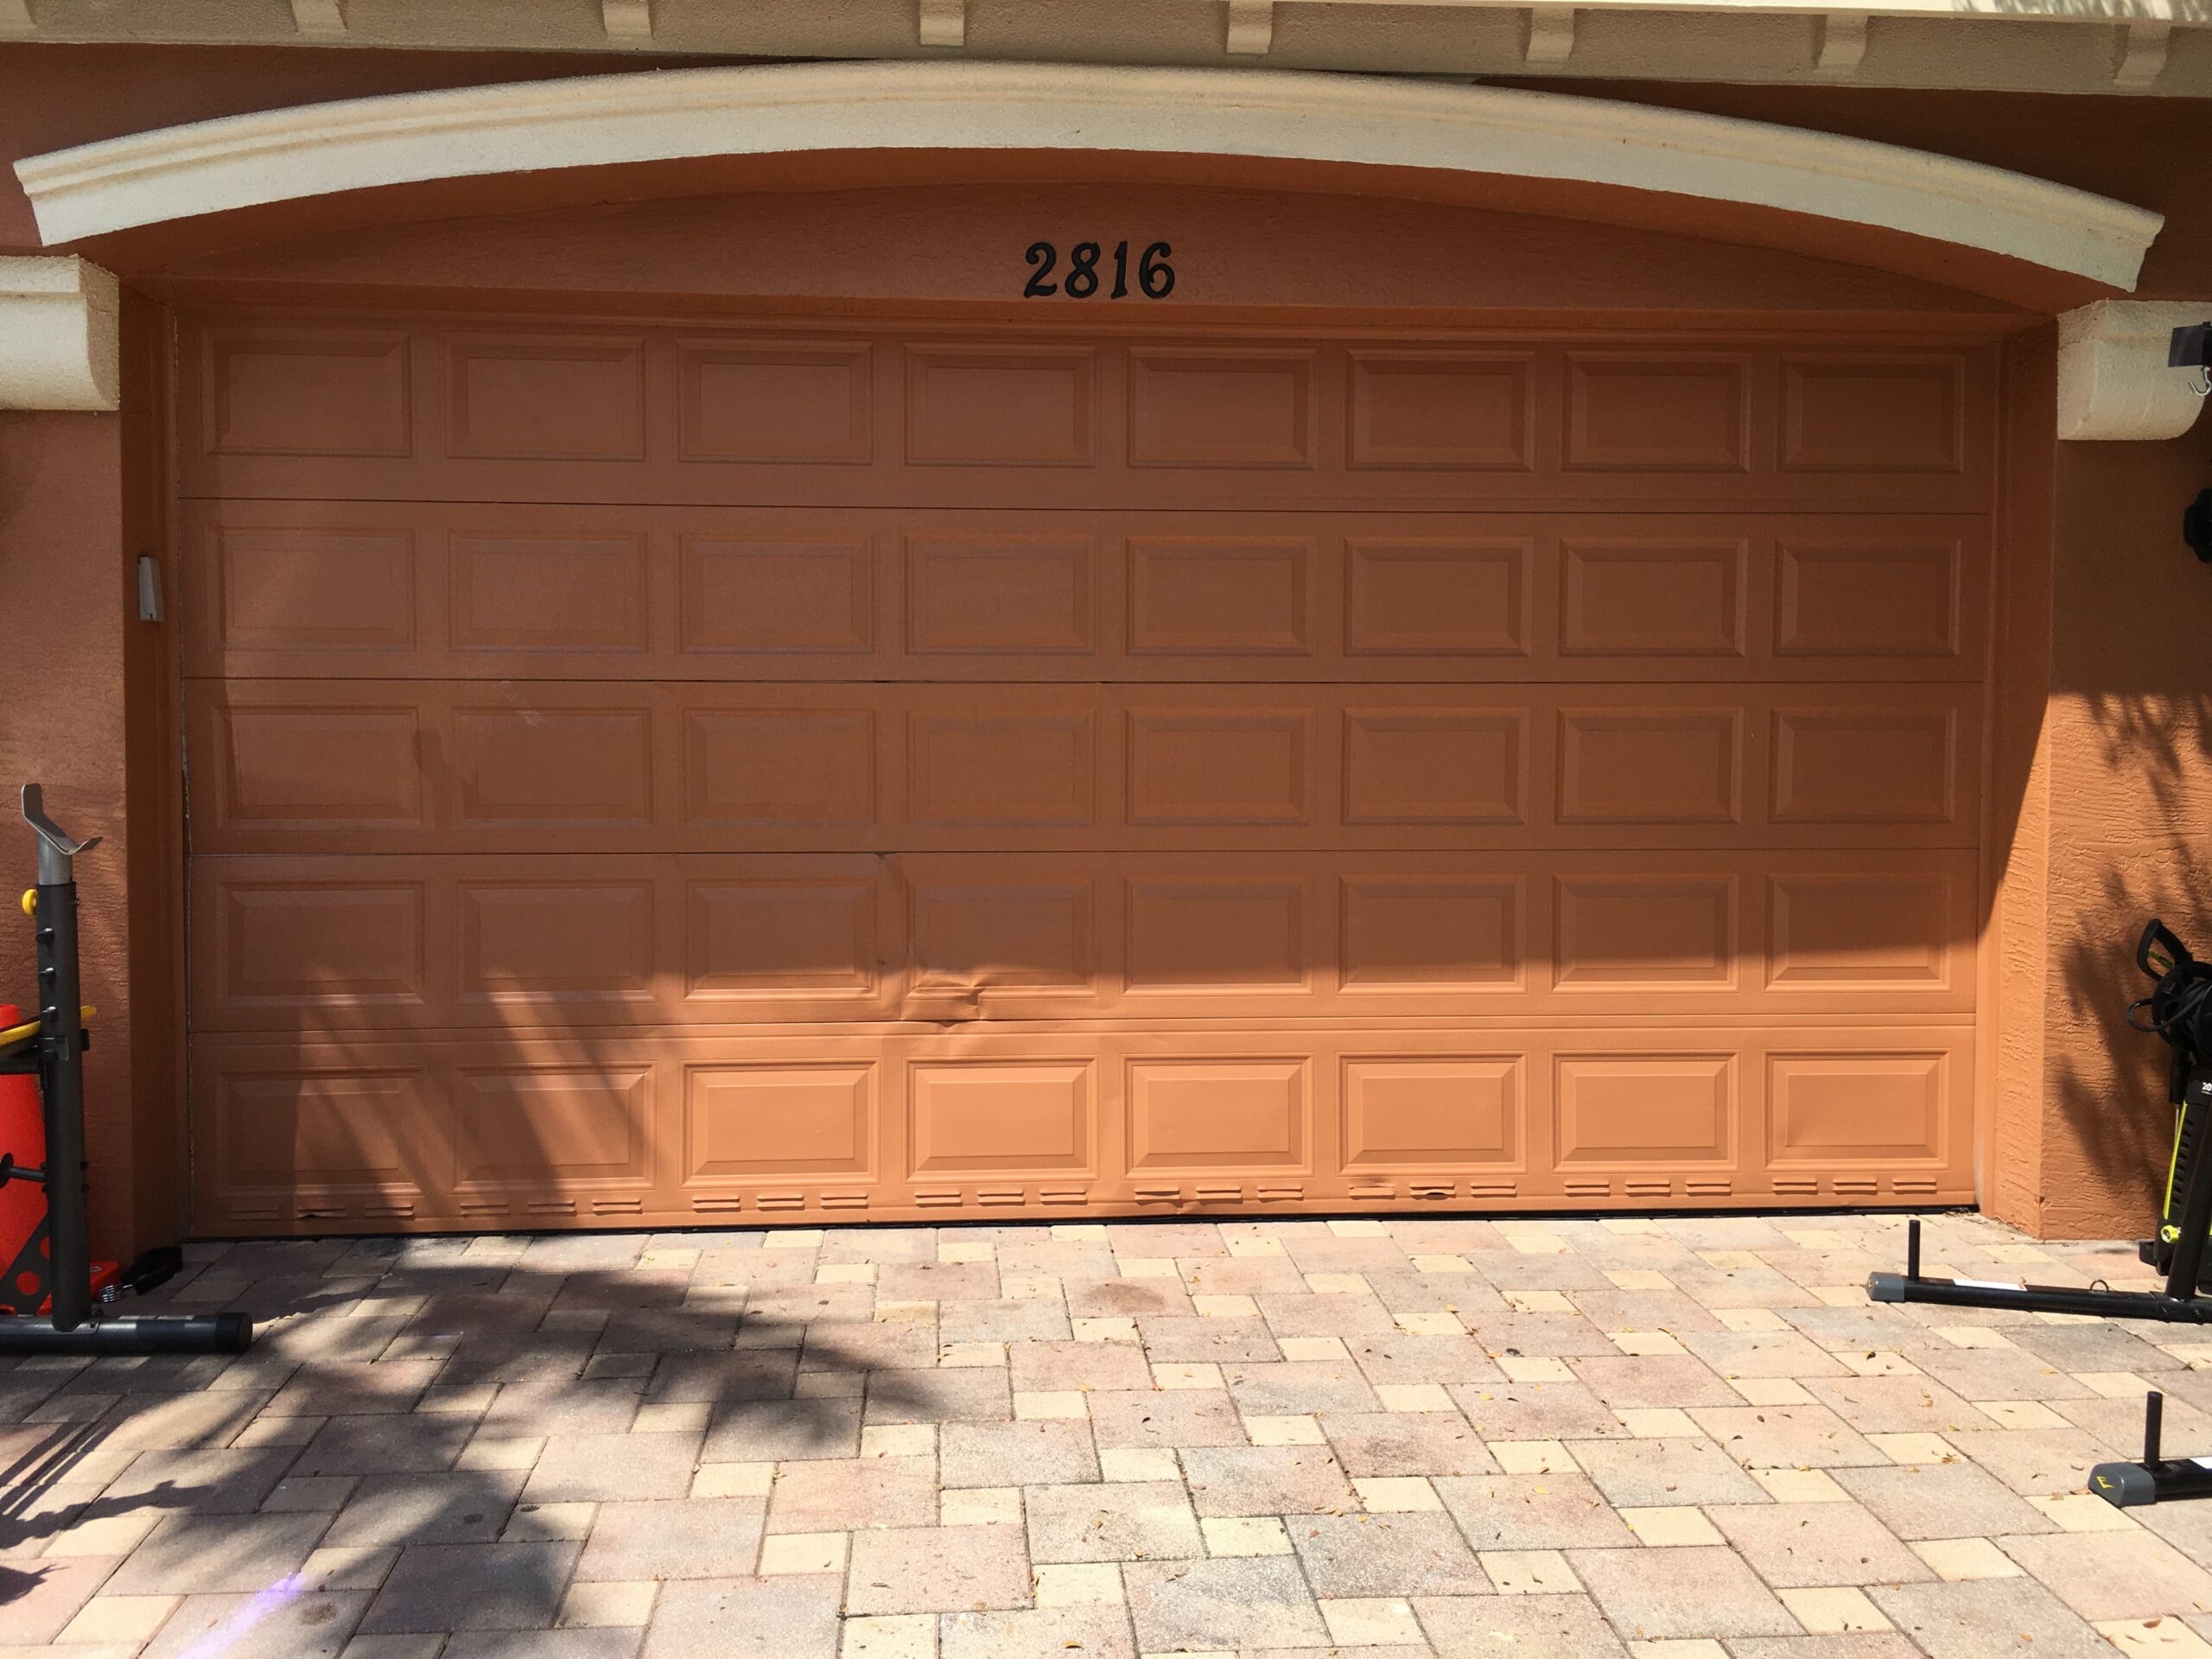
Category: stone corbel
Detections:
[
  {"x1": 1226, "y1": 0, "x2": 1274, "y2": 54},
  {"x1": 918, "y1": 0, "x2": 964, "y2": 47},
  {"x1": 0, "y1": 256, "x2": 119, "y2": 412},
  {"x1": 2058, "y1": 300, "x2": 2212, "y2": 441},
  {"x1": 601, "y1": 0, "x2": 654, "y2": 41},
  {"x1": 290, "y1": 0, "x2": 347, "y2": 35}
]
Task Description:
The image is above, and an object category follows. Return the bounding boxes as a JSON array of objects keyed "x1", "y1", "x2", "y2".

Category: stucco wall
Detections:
[{"x1": 2033, "y1": 427, "x2": 2212, "y2": 1236}]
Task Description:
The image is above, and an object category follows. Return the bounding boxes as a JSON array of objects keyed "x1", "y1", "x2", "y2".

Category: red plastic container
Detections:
[{"x1": 0, "y1": 1001, "x2": 117, "y2": 1315}]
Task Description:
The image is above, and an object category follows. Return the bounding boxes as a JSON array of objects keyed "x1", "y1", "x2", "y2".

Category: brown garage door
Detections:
[{"x1": 177, "y1": 310, "x2": 1990, "y2": 1234}]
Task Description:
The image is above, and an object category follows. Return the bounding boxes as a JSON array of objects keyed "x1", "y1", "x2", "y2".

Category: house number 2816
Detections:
[{"x1": 1023, "y1": 240, "x2": 1175, "y2": 299}]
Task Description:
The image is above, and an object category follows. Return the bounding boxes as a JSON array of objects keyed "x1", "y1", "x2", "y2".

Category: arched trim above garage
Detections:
[{"x1": 11, "y1": 60, "x2": 2165, "y2": 291}]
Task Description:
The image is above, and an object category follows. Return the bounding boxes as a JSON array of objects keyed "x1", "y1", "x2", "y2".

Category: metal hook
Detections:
[{"x1": 21, "y1": 785, "x2": 100, "y2": 887}]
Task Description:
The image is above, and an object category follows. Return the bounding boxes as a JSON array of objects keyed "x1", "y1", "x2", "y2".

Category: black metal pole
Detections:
[
  {"x1": 2147, "y1": 1390, "x2": 2164, "y2": 1465},
  {"x1": 34, "y1": 874, "x2": 89, "y2": 1334}
]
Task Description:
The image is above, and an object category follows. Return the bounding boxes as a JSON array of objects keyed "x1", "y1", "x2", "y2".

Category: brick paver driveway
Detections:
[{"x1": 5, "y1": 1211, "x2": 2212, "y2": 1657}]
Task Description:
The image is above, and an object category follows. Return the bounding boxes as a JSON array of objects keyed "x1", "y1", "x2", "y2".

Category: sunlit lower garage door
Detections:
[{"x1": 178, "y1": 309, "x2": 1989, "y2": 1234}]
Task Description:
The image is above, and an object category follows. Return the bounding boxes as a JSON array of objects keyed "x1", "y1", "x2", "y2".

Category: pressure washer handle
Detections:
[
  {"x1": 2140, "y1": 918, "x2": 2192, "y2": 980},
  {"x1": 20, "y1": 785, "x2": 99, "y2": 887}
]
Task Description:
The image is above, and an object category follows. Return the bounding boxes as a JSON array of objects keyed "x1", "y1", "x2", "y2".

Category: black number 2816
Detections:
[{"x1": 1024, "y1": 240, "x2": 1175, "y2": 300}]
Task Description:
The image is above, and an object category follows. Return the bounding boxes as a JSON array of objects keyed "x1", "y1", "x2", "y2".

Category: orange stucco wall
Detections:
[
  {"x1": 0, "y1": 41, "x2": 2207, "y2": 1245},
  {"x1": 2031, "y1": 429, "x2": 2212, "y2": 1235},
  {"x1": 0, "y1": 405, "x2": 155, "y2": 1254}
]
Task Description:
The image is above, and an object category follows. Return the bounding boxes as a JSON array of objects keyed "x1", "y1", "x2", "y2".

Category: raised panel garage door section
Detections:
[{"x1": 176, "y1": 315, "x2": 1992, "y2": 1234}]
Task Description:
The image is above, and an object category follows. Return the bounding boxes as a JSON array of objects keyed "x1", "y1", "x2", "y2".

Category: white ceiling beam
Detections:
[
  {"x1": 1525, "y1": 5, "x2": 1577, "y2": 61},
  {"x1": 919, "y1": 0, "x2": 965, "y2": 47},
  {"x1": 8, "y1": 60, "x2": 2167, "y2": 289},
  {"x1": 601, "y1": 0, "x2": 654, "y2": 41},
  {"x1": 1227, "y1": 0, "x2": 1276, "y2": 53}
]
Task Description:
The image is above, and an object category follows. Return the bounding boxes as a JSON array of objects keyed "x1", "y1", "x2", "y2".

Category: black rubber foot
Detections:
[
  {"x1": 0, "y1": 1312, "x2": 252, "y2": 1355},
  {"x1": 2091, "y1": 1458, "x2": 2212, "y2": 1507}
]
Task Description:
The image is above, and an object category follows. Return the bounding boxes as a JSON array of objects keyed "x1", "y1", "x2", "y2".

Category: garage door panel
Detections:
[
  {"x1": 675, "y1": 337, "x2": 874, "y2": 465},
  {"x1": 686, "y1": 872, "x2": 883, "y2": 1001},
  {"x1": 1778, "y1": 354, "x2": 1970, "y2": 475},
  {"x1": 188, "y1": 680, "x2": 1978, "y2": 854},
  {"x1": 188, "y1": 1025, "x2": 1974, "y2": 1231},
  {"x1": 197, "y1": 1058, "x2": 443, "y2": 1230},
  {"x1": 1345, "y1": 349, "x2": 1535, "y2": 473},
  {"x1": 194, "y1": 321, "x2": 415, "y2": 460},
  {"x1": 1564, "y1": 353, "x2": 1754, "y2": 474},
  {"x1": 906, "y1": 531, "x2": 1099, "y2": 657},
  {"x1": 177, "y1": 316, "x2": 1993, "y2": 514},
  {"x1": 679, "y1": 528, "x2": 879, "y2": 657},
  {"x1": 448, "y1": 529, "x2": 652, "y2": 654},
  {"x1": 188, "y1": 695, "x2": 432, "y2": 837},
  {"x1": 188, "y1": 849, "x2": 1973, "y2": 1033},
  {"x1": 456, "y1": 878, "x2": 660, "y2": 1010},
  {"x1": 181, "y1": 502, "x2": 1986, "y2": 685},
  {"x1": 906, "y1": 344, "x2": 1101, "y2": 467}
]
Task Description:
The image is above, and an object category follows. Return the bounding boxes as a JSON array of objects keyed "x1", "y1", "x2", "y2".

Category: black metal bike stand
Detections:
[
  {"x1": 1868, "y1": 1208, "x2": 2212, "y2": 1325},
  {"x1": 1869, "y1": 918, "x2": 2212, "y2": 1325},
  {"x1": 2091, "y1": 1393, "x2": 2212, "y2": 1507},
  {"x1": 0, "y1": 785, "x2": 251, "y2": 1357}
]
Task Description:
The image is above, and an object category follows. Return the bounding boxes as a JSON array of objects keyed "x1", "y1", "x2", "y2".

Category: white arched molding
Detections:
[
  {"x1": 0, "y1": 257, "x2": 118, "y2": 411},
  {"x1": 11, "y1": 61, "x2": 2163, "y2": 289},
  {"x1": 2058, "y1": 300, "x2": 2212, "y2": 441}
]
